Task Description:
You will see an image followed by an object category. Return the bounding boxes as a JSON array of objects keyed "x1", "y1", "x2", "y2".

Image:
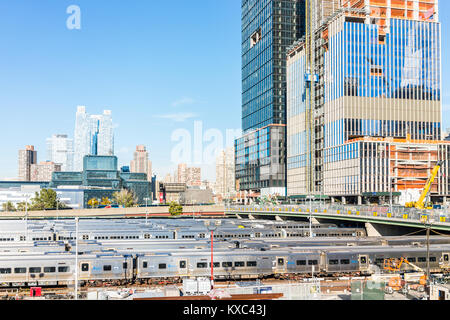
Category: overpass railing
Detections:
[{"x1": 225, "y1": 204, "x2": 449, "y2": 225}]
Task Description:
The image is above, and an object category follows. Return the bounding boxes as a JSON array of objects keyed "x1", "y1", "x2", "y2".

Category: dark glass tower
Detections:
[
  {"x1": 241, "y1": 0, "x2": 305, "y2": 132},
  {"x1": 236, "y1": 0, "x2": 306, "y2": 196}
]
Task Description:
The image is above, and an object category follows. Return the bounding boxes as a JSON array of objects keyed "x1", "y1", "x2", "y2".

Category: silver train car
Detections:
[
  {"x1": 0, "y1": 219, "x2": 367, "y2": 243},
  {"x1": 0, "y1": 244, "x2": 449, "y2": 287}
]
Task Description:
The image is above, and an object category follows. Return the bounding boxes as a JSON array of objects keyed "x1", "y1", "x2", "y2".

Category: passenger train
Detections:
[
  {"x1": 0, "y1": 219, "x2": 367, "y2": 243},
  {"x1": 0, "y1": 244, "x2": 448, "y2": 287}
]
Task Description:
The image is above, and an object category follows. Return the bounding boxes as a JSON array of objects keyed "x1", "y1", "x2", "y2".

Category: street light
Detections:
[
  {"x1": 144, "y1": 197, "x2": 150, "y2": 224},
  {"x1": 205, "y1": 220, "x2": 221, "y2": 289}
]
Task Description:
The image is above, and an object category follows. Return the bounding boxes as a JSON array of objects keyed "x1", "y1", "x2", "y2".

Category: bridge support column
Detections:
[
  {"x1": 342, "y1": 197, "x2": 346, "y2": 205},
  {"x1": 248, "y1": 214, "x2": 256, "y2": 220},
  {"x1": 365, "y1": 223, "x2": 382, "y2": 237},
  {"x1": 444, "y1": 197, "x2": 448, "y2": 206},
  {"x1": 275, "y1": 215, "x2": 284, "y2": 221},
  {"x1": 236, "y1": 214, "x2": 242, "y2": 220},
  {"x1": 311, "y1": 217, "x2": 320, "y2": 224},
  {"x1": 357, "y1": 196, "x2": 362, "y2": 205}
]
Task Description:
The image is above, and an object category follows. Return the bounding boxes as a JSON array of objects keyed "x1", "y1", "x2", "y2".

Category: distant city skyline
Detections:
[{"x1": 0, "y1": 1, "x2": 448, "y2": 182}]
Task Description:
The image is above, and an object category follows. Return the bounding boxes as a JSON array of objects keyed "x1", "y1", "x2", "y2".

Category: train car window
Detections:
[
  {"x1": 407, "y1": 257, "x2": 416, "y2": 263},
  {"x1": 103, "y1": 265, "x2": 112, "y2": 271},
  {"x1": 340, "y1": 259, "x2": 350, "y2": 265},
  {"x1": 209, "y1": 262, "x2": 220, "y2": 268},
  {"x1": 179, "y1": 261, "x2": 186, "y2": 269},
  {"x1": 58, "y1": 266, "x2": 69, "y2": 273},
  {"x1": 0, "y1": 268, "x2": 11, "y2": 274},
  {"x1": 247, "y1": 261, "x2": 257, "y2": 267},
  {"x1": 123, "y1": 262, "x2": 128, "y2": 269},
  {"x1": 158, "y1": 264, "x2": 167, "y2": 269},
  {"x1": 143, "y1": 261, "x2": 148, "y2": 268},
  {"x1": 444, "y1": 254, "x2": 449, "y2": 262},
  {"x1": 328, "y1": 260, "x2": 339, "y2": 265},
  {"x1": 81, "y1": 264, "x2": 89, "y2": 271},
  {"x1": 14, "y1": 268, "x2": 26, "y2": 274},
  {"x1": 197, "y1": 263, "x2": 207, "y2": 268},
  {"x1": 360, "y1": 257, "x2": 367, "y2": 264},
  {"x1": 308, "y1": 260, "x2": 318, "y2": 266},
  {"x1": 277, "y1": 258, "x2": 285, "y2": 266},
  {"x1": 296, "y1": 260, "x2": 306, "y2": 266},
  {"x1": 375, "y1": 258, "x2": 384, "y2": 264},
  {"x1": 429, "y1": 257, "x2": 437, "y2": 262},
  {"x1": 234, "y1": 262, "x2": 245, "y2": 267},
  {"x1": 418, "y1": 257, "x2": 426, "y2": 262},
  {"x1": 29, "y1": 267, "x2": 41, "y2": 273},
  {"x1": 44, "y1": 267, "x2": 56, "y2": 273},
  {"x1": 222, "y1": 262, "x2": 232, "y2": 268}
]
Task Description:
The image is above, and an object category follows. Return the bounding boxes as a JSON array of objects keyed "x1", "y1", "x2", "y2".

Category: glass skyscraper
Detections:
[
  {"x1": 242, "y1": 0, "x2": 305, "y2": 131},
  {"x1": 46, "y1": 134, "x2": 74, "y2": 171},
  {"x1": 73, "y1": 106, "x2": 114, "y2": 171},
  {"x1": 236, "y1": 0, "x2": 305, "y2": 196}
]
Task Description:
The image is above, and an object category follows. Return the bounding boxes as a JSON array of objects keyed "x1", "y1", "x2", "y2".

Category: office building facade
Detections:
[
  {"x1": 286, "y1": 0, "x2": 449, "y2": 204},
  {"x1": 50, "y1": 155, "x2": 150, "y2": 207},
  {"x1": 46, "y1": 134, "x2": 74, "y2": 171},
  {"x1": 237, "y1": 0, "x2": 306, "y2": 195},
  {"x1": 235, "y1": 124, "x2": 286, "y2": 196}
]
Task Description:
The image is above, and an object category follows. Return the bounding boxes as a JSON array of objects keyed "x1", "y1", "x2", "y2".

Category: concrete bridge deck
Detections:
[{"x1": 225, "y1": 205, "x2": 450, "y2": 233}]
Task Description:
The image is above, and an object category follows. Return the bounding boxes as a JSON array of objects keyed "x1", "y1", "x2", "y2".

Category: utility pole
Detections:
[
  {"x1": 205, "y1": 220, "x2": 220, "y2": 289},
  {"x1": 75, "y1": 217, "x2": 79, "y2": 300}
]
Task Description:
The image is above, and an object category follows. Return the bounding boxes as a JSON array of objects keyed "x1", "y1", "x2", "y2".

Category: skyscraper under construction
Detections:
[{"x1": 287, "y1": 0, "x2": 449, "y2": 205}]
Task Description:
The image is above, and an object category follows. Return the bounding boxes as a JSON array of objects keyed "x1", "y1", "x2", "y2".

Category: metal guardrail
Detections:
[{"x1": 225, "y1": 204, "x2": 449, "y2": 225}]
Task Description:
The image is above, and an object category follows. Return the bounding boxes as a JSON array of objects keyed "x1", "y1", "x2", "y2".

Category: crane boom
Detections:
[
  {"x1": 415, "y1": 161, "x2": 443, "y2": 209},
  {"x1": 405, "y1": 161, "x2": 443, "y2": 209}
]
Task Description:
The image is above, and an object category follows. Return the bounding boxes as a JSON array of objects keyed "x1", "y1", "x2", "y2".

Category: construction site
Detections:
[{"x1": 286, "y1": 0, "x2": 448, "y2": 206}]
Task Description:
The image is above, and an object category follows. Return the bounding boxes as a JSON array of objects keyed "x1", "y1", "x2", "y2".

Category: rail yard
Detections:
[{"x1": 0, "y1": 218, "x2": 448, "y2": 300}]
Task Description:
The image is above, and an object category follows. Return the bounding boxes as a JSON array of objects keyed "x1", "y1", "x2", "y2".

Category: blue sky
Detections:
[{"x1": 0, "y1": 1, "x2": 449, "y2": 181}]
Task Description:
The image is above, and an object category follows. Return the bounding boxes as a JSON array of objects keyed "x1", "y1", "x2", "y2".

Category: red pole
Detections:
[{"x1": 211, "y1": 230, "x2": 214, "y2": 288}]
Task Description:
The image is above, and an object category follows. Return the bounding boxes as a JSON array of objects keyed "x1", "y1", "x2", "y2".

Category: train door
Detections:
[
  {"x1": 274, "y1": 257, "x2": 287, "y2": 274},
  {"x1": 123, "y1": 257, "x2": 130, "y2": 282},
  {"x1": 441, "y1": 252, "x2": 449, "y2": 269},
  {"x1": 320, "y1": 252, "x2": 327, "y2": 273},
  {"x1": 178, "y1": 259, "x2": 189, "y2": 277},
  {"x1": 79, "y1": 261, "x2": 91, "y2": 280},
  {"x1": 358, "y1": 255, "x2": 370, "y2": 272},
  {"x1": 132, "y1": 256, "x2": 138, "y2": 281}
]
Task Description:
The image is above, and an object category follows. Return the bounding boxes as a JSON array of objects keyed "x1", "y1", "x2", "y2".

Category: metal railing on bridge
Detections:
[{"x1": 225, "y1": 204, "x2": 449, "y2": 225}]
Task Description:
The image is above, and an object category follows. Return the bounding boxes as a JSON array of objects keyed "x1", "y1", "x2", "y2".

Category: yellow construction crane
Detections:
[{"x1": 405, "y1": 161, "x2": 443, "y2": 210}]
